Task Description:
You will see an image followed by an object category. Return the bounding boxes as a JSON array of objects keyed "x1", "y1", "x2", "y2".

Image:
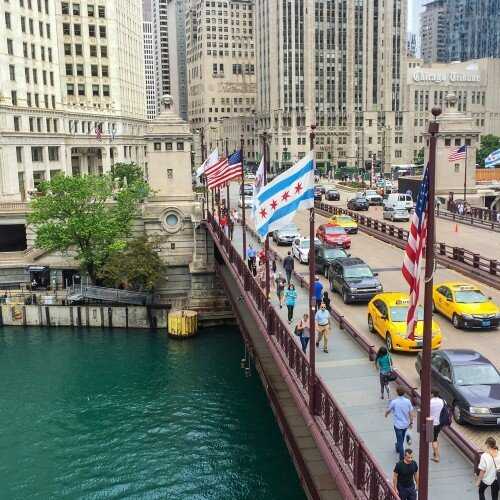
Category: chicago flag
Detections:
[{"x1": 254, "y1": 152, "x2": 315, "y2": 239}]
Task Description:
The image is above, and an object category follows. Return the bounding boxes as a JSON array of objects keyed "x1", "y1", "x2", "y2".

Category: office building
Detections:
[
  {"x1": 143, "y1": 1, "x2": 158, "y2": 120},
  {"x1": 420, "y1": 0, "x2": 448, "y2": 63},
  {"x1": 0, "y1": 0, "x2": 147, "y2": 201},
  {"x1": 255, "y1": 0, "x2": 407, "y2": 173}
]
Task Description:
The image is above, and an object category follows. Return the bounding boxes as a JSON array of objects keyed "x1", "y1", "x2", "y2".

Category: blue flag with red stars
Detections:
[{"x1": 254, "y1": 152, "x2": 315, "y2": 239}]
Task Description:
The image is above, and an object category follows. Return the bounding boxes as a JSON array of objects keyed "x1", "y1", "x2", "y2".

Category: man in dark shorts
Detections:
[{"x1": 393, "y1": 449, "x2": 418, "y2": 500}]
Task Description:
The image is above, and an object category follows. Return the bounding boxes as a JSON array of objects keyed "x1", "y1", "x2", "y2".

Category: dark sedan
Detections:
[
  {"x1": 325, "y1": 189, "x2": 340, "y2": 201},
  {"x1": 347, "y1": 197, "x2": 369, "y2": 211},
  {"x1": 416, "y1": 349, "x2": 500, "y2": 426},
  {"x1": 314, "y1": 188, "x2": 323, "y2": 201}
]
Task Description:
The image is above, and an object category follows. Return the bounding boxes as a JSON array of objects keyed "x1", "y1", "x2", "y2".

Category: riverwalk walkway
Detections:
[{"x1": 230, "y1": 224, "x2": 477, "y2": 499}]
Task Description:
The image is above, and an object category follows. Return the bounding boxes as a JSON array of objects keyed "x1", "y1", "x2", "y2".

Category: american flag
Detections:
[
  {"x1": 402, "y1": 166, "x2": 429, "y2": 339},
  {"x1": 207, "y1": 150, "x2": 243, "y2": 189},
  {"x1": 448, "y1": 144, "x2": 466, "y2": 162}
]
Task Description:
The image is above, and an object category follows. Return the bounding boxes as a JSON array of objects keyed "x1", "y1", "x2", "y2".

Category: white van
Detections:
[{"x1": 383, "y1": 193, "x2": 414, "y2": 210}]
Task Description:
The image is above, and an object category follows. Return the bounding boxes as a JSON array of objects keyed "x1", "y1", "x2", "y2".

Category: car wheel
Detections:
[
  {"x1": 368, "y1": 314, "x2": 375, "y2": 333},
  {"x1": 386, "y1": 334, "x2": 393, "y2": 352},
  {"x1": 452, "y1": 402, "x2": 464, "y2": 425},
  {"x1": 342, "y1": 289, "x2": 351, "y2": 304},
  {"x1": 452, "y1": 314, "x2": 462, "y2": 329}
]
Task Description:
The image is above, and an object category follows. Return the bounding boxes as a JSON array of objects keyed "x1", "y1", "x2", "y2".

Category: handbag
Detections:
[
  {"x1": 294, "y1": 324, "x2": 303, "y2": 336},
  {"x1": 384, "y1": 370, "x2": 398, "y2": 382}
]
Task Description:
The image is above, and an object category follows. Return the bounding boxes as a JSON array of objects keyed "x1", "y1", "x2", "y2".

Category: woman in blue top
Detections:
[
  {"x1": 284, "y1": 284, "x2": 298, "y2": 323},
  {"x1": 375, "y1": 346, "x2": 393, "y2": 400}
]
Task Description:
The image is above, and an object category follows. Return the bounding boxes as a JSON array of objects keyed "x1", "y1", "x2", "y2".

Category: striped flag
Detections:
[
  {"x1": 485, "y1": 148, "x2": 500, "y2": 168},
  {"x1": 402, "y1": 166, "x2": 429, "y2": 339},
  {"x1": 196, "y1": 148, "x2": 219, "y2": 177},
  {"x1": 448, "y1": 144, "x2": 466, "y2": 162},
  {"x1": 207, "y1": 150, "x2": 243, "y2": 189}
]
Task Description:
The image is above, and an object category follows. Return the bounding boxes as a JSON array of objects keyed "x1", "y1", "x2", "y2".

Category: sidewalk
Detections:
[{"x1": 230, "y1": 223, "x2": 476, "y2": 499}]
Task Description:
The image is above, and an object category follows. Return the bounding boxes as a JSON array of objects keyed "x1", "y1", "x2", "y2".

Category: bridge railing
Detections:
[
  {"x1": 436, "y1": 207, "x2": 500, "y2": 232},
  {"x1": 206, "y1": 211, "x2": 397, "y2": 500},
  {"x1": 316, "y1": 202, "x2": 500, "y2": 288}
]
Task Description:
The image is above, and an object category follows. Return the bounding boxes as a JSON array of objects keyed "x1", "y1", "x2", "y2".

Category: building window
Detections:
[
  {"x1": 11, "y1": 90, "x2": 17, "y2": 105},
  {"x1": 167, "y1": 169, "x2": 173, "y2": 179},
  {"x1": 76, "y1": 63, "x2": 83, "y2": 76},
  {"x1": 88, "y1": 24, "x2": 95, "y2": 37},
  {"x1": 14, "y1": 116, "x2": 21, "y2": 131},
  {"x1": 16, "y1": 147, "x2": 23, "y2": 163},
  {"x1": 29, "y1": 117, "x2": 34, "y2": 132},
  {"x1": 87, "y1": 4, "x2": 94, "y2": 16},
  {"x1": 72, "y1": 3, "x2": 80, "y2": 15},
  {"x1": 102, "y1": 85, "x2": 110, "y2": 96},
  {"x1": 91, "y1": 64, "x2": 98, "y2": 76},
  {"x1": 9, "y1": 64, "x2": 15, "y2": 81},
  {"x1": 166, "y1": 142, "x2": 173, "y2": 151},
  {"x1": 31, "y1": 147, "x2": 43, "y2": 162},
  {"x1": 63, "y1": 22, "x2": 70, "y2": 35},
  {"x1": 5, "y1": 11, "x2": 12, "y2": 29},
  {"x1": 7, "y1": 38, "x2": 13, "y2": 55},
  {"x1": 65, "y1": 63, "x2": 73, "y2": 75},
  {"x1": 100, "y1": 46, "x2": 107, "y2": 57},
  {"x1": 101, "y1": 65, "x2": 108, "y2": 77},
  {"x1": 455, "y1": 138, "x2": 461, "y2": 146},
  {"x1": 154, "y1": 142, "x2": 161, "y2": 151},
  {"x1": 48, "y1": 146, "x2": 59, "y2": 161},
  {"x1": 98, "y1": 5, "x2": 105, "y2": 17},
  {"x1": 61, "y1": 2, "x2": 69, "y2": 14},
  {"x1": 73, "y1": 23, "x2": 81, "y2": 36},
  {"x1": 75, "y1": 44, "x2": 82, "y2": 56},
  {"x1": 445, "y1": 138, "x2": 451, "y2": 147},
  {"x1": 454, "y1": 164, "x2": 460, "y2": 173},
  {"x1": 67, "y1": 83, "x2": 74, "y2": 95},
  {"x1": 64, "y1": 43, "x2": 71, "y2": 55},
  {"x1": 90, "y1": 45, "x2": 97, "y2": 57},
  {"x1": 77, "y1": 84, "x2": 85, "y2": 96},
  {"x1": 99, "y1": 25, "x2": 106, "y2": 38},
  {"x1": 92, "y1": 84, "x2": 99, "y2": 96},
  {"x1": 176, "y1": 142, "x2": 184, "y2": 151}
]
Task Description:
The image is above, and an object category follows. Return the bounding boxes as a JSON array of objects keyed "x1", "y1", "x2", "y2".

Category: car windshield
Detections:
[
  {"x1": 338, "y1": 217, "x2": 353, "y2": 223},
  {"x1": 344, "y1": 266, "x2": 373, "y2": 279},
  {"x1": 454, "y1": 290, "x2": 488, "y2": 303},
  {"x1": 280, "y1": 225, "x2": 298, "y2": 233},
  {"x1": 390, "y1": 306, "x2": 424, "y2": 322},
  {"x1": 325, "y1": 227, "x2": 345, "y2": 234},
  {"x1": 324, "y1": 249, "x2": 347, "y2": 258},
  {"x1": 365, "y1": 191, "x2": 377, "y2": 196},
  {"x1": 299, "y1": 240, "x2": 310, "y2": 249},
  {"x1": 453, "y1": 364, "x2": 500, "y2": 386}
]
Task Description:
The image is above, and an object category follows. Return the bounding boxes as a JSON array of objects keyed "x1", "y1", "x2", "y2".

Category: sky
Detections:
[{"x1": 407, "y1": 0, "x2": 424, "y2": 33}]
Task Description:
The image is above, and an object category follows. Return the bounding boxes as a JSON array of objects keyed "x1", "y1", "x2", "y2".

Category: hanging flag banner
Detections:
[
  {"x1": 485, "y1": 148, "x2": 500, "y2": 168},
  {"x1": 254, "y1": 152, "x2": 314, "y2": 239},
  {"x1": 252, "y1": 157, "x2": 265, "y2": 216},
  {"x1": 196, "y1": 148, "x2": 219, "y2": 177}
]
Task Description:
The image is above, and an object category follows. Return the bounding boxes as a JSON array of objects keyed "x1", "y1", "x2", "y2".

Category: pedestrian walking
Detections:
[
  {"x1": 393, "y1": 449, "x2": 419, "y2": 500},
  {"x1": 429, "y1": 389, "x2": 445, "y2": 463},
  {"x1": 477, "y1": 437, "x2": 500, "y2": 500},
  {"x1": 271, "y1": 257, "x2": 277, "y2": 274},
  {"x1": 275, "y1": 272, "x2": 286, "y2": 308},
  {"x1": 283, "y1": 251, "x2": 295, "y2": 285},
  {"x1": 313, "y1": 276, "x2": 324, "y2": 310},
  {"x1": 232, "y1": 208, "x2": 240, "y2": 225},
  {"x1": 256, "y1": 262, "x2": 266, "y2": 290},
  {"x1": 295, "y1": 313, "x2": 310, "y2": 353},
  {"x1": 315, "y1": 302, "x2": 331, "y2": 353},
  {"x1": 220, "y1": 213, "x2": 229, "y2": 237},
  {"x1": 247, "y1": 244, "x2": 257, "y2": 272},
  {"x1": 375, "y1": 346, "x2": 394, "y2": 400},
  {"x1": 322, "y1": 291, "x2": 331, "y2": 312},
  {"x1": 284, "y1": 284, "x2": 297, "y2": 323},
  {"x1": 385, "y1": 386, "x2": 414, "y2": 461}
]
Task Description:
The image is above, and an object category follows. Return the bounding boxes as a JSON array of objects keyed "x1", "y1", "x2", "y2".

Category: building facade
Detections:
[
  {"x1": 167, "y1": 0, "x2": 188, "y2": 121},
  {"x1": 404, "y1": 58, "x2": 500, "y2": 163},
  {"x1": 143, "y1": 3, "x2": 158, "y2": 120},
  {"x1": 420, "y1": 0, "x2": 448, "y2": 64},
  {"x1": 0, "y1": 0, "x2": 148, "y2": 202},
  {"x1": 185, "y1": 0, "x2": 256, "y2": 152},
  {"x1": 255, "y1": 0, "x2": 407, "y2": 173}
]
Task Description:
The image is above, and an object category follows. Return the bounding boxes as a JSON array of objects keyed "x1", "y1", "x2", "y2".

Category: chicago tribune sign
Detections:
[{"x1": 412, "y1": 71, "x2": 481, "y2": 83}]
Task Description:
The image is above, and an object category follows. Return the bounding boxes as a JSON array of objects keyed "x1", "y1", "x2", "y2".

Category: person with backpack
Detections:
[
  {"x1": 322, "y1": 291, "x2": 331, "y2": 312},
  {"x1": 429, "y1": 389, "x2": 449, "y2": 463},
  {"x1": 477, "y1": 436, "x2": 500, "y2": 500},
  {"x1": 375, "y1": 346, "x2": 394, "y2": 400},
  {"x1": 275, "y1": 272, "x2": 286, "y2": 308},
  {"x1": 284, "y1": 284, "x2": 297, "y2": 323}
]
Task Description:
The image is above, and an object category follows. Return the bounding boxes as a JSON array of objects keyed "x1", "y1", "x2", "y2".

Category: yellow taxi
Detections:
[
  {"x1": 329, "y1": 214, "x2": 358, "y2": 234},
  {"x1": 433, "y1": 282, "x2": 500, "y2": 329},
  {"x1": 367, "y1": 292, "x2": 442, "y2": 352}
]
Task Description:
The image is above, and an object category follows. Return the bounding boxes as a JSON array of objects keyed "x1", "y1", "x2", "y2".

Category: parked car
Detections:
[
  {"x1": 328, "y1": 257, "x2": 382, "y2": 303},
  {"x1": 291, "y1": 237, "x2": 320, "y2": 264},
  {"x1": 362, "y1": 189, "x2": 383, "y2": 205},
  {"x1": 347, "y1": 197, "x2": 369, "y2": 211},
  {"x1": 314, "y1": 188, "x2": 323, "y2": 201},
  {"x1": 432, "y1": 282, "x2": 500, "y2": 329},
  {"x1": 272, "y1": 224, "x2": 300, "y2": 245},
  {"x1": 325, "y1": 189, "x2": 340, "y2": 201},
  {"x1": 316, "y1": 246, "x2": 349, "y2": 277},
  {"x1": 415, "y1": 349, "x2": 500, "y2": 426},
  {"x1": 383, "y1": 205, "x2": 410, "y2": 222},
  {"x1": 316, "y1": 224, "x2": 351, "y2": 249},
  {"x1": 368, "y1": 292, "x2": 442, "y2": 352}
]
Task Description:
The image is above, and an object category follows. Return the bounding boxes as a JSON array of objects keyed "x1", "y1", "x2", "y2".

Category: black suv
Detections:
[
  {"x1": 347, "y1": 197, "x2": 369, "y2": 211},
  {"x1": 328, "y1": 257, "x2": 383, "y2": 303},
  {"x1": 315, "y1": 245, "x2": 349, "y2": 277},
  {"x1": 325, "y1": 189, "x2": 340, "y2": 201}
]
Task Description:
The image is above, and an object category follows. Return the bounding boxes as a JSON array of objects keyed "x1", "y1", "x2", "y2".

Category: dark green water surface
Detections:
[{"x1": 0, "y1": 326, "x2": 306, "y2": 500}]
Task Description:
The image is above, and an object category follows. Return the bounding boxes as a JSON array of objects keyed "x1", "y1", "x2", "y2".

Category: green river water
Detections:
[{"x1": 0, "y1": 326, "x2": 306, "y2": 500}]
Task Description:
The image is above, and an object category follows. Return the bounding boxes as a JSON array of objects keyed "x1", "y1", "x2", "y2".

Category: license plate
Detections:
[{"x1": 482, "y1": 320, "x2": 491, "y2": 327}]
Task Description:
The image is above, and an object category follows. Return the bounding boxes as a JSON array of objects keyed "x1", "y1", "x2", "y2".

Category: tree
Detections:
[
  {"x1": 415, "y1": 148, "x2": 424, "y2": 165},
  {"x1": 111, "y1": 162, "x2": 149, "y2": 199},
  {"x1": 28, "y1": 174, "x2": 149, "y2": 282},
  {"x1": 98, "y1": 236, "x2": 167, "y2": 291},
  {"x1": 476, "y1": 135, "x2": 500, "y2": 167}
]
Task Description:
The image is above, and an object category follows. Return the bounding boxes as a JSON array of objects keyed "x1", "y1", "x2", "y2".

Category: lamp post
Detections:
[
  {"x1": 283, "y1": 146, "x2": 288, "y2": 173},
  {"x1": 262, "y1": 131, "x2": 270, "y2": 299}
]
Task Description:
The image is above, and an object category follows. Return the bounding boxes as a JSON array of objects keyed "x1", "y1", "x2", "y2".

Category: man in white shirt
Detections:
[{"x1": 429, "y1": 389, "x2": 445, "y2": 462}]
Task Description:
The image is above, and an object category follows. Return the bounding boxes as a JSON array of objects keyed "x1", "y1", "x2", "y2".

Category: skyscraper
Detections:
[
  {"x1": 143, "y1": 1, "x2": 158, "y2": 119},
  {"x1": 255, "y1": 0, "x2": 408, "y2": 172},
  {"x1": 420, "y1": 0, "x2": 448, "y2": 63}
]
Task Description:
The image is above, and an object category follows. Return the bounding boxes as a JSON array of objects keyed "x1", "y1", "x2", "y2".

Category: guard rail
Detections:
[
  {"x1": 315, "y1": 202, "x2": 500, "y2": 290},
  {"x1": 206, "y1": 212, "x2": 397, "y2": 500},
  {"x1": 437, "y1": 208, "x2": 500, "y2": 232}
]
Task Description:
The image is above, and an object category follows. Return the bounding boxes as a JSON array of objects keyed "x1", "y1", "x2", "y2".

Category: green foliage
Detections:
[
  {"x1": 415, "y1": 148, "x2": 424, "y2": 165},
  {"x1": 111, "y1": 162, "x2": 149, "y2": 199},
  {"x1": 28, "y1": 173, "x2": 149, "y2": 282},
  {"x1": 99, "y1": 236, "x2": 167, "y2": 291},
  {"x1": 476, "y1": 135, "x2": 500, "y2": 167}
]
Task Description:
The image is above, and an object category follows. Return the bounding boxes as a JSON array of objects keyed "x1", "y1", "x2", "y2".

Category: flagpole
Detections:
[
  {"x1": 241, "y1": 134, "x2": 247, "y2": 260},
  {"x1": 309, "y1": 124, "x2": 317, "y2": 415},
  {"x1": 201, "y1": 129, "x2": 207, "y2": 219},
  {"x1": 225, "y1": 138, "x2": 231, "y2": 213},
  {"x1": 463, "y1": 144, "x2": 468, "y2": 205},
  {"x1": 263, "y1": 131, "x2": 270, "y2": 300},
  {"x1": 419, "y1": 106, "x2": 441, "y2": 500}
]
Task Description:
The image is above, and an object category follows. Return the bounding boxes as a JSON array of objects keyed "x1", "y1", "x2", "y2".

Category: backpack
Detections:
[{"x1": 439, "y1": 400, "x2": 452, "y2": 427}]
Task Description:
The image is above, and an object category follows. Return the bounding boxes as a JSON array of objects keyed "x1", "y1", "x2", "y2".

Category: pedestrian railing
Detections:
[
  {"x1": 316, "y1": 202, "x2": 500, "y2": 290},
  {"x1": 67, "y1": 284, "x2": 152, "y2": 305},
  {"x1": 205, "y1": 211, "x2": 398, "y2": 500},
  {"x1": 436, "y1": 207, "x2": 500, "y2": 232}
]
